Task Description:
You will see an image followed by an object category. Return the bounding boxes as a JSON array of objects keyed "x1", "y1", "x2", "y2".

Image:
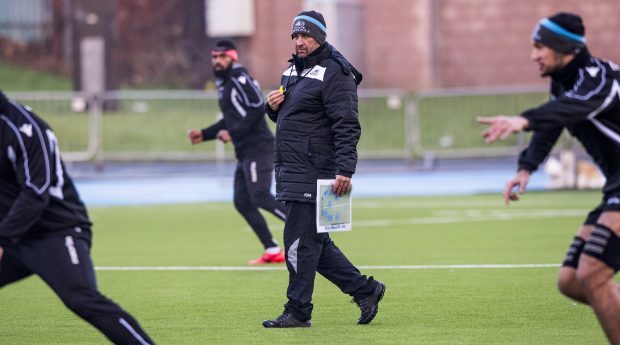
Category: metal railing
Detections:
[
  {"x1": 411, "y1": 85, "x2": 549, "y2": 161},
  {"x1": 7, "y1": 86, "x2": 555, "y2": 164}
]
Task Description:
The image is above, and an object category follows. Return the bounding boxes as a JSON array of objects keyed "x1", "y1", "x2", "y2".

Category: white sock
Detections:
[{"x1": 265, "y1": 246, "x2": 281, "y2": 254}]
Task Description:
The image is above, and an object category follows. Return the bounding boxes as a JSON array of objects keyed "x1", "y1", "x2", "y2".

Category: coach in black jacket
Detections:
[
  {"x1": 0, "y1": 91, "x2": 154, "y2": 344},
  {"x1": 189, "y1": 40, "x2": 286, "y2": 264},
  {"x1": 478, "y1": 13, "x2": 620, "y2": 344},
  {"x1": 262, "y1": 11, "x2": 385, "y2": 328}
]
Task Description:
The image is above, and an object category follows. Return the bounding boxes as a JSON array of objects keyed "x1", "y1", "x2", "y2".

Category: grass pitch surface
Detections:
[{"x1": 0, "y1": 191, "x2": 608, "y2": 344}]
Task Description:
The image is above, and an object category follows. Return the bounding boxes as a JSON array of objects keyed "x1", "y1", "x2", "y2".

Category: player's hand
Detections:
[
  {"x1": 477, "y1": 116, "x2": 529, "y2": 143},
  {"x1": 267, "y1": 90, "x2": 285, "y2": 111},
  {"x1": 216, "y1": 130, "x2": 231, "y2": 143},
  {"x1": 503, "y1": 169, "x2": 531, "y2": 205},
  {"x1": 187, "y1": 129, "x2": 204, "y2": 145},
  {"x1": 332, "y1": 175, "x2": 352, "y2": 197},
  {"x1": 0, "y1": 246, "x2": 3, "y2": 263}
]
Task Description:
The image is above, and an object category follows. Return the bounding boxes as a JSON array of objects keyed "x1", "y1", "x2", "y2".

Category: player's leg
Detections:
[
  {"x1": 317, "y1": 238, "x2": 378, "y2": 297},
  {"x1": 263, "y1": 201, "x2": 319, "y2": 327},
  {"x1": 558, "y1": 204, "x2": 613, "y2": 303},
  {"x1": 0, "y1": 246, "x2": 33, "y2": 288},
  {"x1": 317, "y1": 237, "x2": 385, "y2": 324},
  {"x1": 282, "y1": 202, "x2": 323, "y2": 321},
  {"x1": 557, "y1": 224, "x2": 593, "y2": 304},
  {"x1": 20, "y1": 233, "x2": 154, "y2": 344},
  {"x1": 234, "y1": 161, "x2": 279, "y2": 250},
  {"x1": 577, "y1": 210, "x2": 620, "y2": 344},
  {"x1": 244, "y1": 155, "x2": 286, "y2": 221}
]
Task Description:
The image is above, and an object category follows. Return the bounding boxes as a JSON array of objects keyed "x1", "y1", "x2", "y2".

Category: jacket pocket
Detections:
[{"x1": 308, "y1": 138, "x2": 335, "y2": 170}]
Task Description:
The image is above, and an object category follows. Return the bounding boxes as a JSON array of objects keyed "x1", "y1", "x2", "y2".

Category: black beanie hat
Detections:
[
  {"x1": 531, "y1": 12, "x2": 586, "y2": 54},
  {"x1": 291, "y1": 10, "x2": 327, "y2": 44}
]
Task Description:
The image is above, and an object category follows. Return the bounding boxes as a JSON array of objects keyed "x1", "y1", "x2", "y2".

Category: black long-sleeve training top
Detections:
[
  {"x1": 0, "y1": 92, "x2": 91, "y2": 247},
  {"x1": 518, "y1": 49, "x2": 620, "y2": 195},
  {"x1": 201, "y1": 64, "x2": 274, "y2": 160}
]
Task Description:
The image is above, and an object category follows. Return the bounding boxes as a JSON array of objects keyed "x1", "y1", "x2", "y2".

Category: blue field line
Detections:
[{"x1": 75, "y1": 168, "x2": 547, "y2": 207}]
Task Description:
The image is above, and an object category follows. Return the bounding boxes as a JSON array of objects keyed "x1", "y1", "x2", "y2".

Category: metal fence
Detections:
[
  {"x1": 0, "y1": 0, "x2": 54, "y2": 43},
  {"x1": 8, "y1": 86, "x2": 557, "y2": 164},
  {"x1": 412, "y1": 86, "x2": 549, "y2": 161}
]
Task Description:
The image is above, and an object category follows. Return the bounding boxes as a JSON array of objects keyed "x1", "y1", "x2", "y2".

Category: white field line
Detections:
[
  {"x1": 356, "y1": 209, "x2": 585, "y2": 227},
  {"x1": 251, "y1": 209, "x2": 585, "y2": 232},
  {"x1": 95, "y1": 263, "x2": 559, "y2": 272},
  {"x1": 355, "y1": 200, "x2": 595, "y2": 209}
]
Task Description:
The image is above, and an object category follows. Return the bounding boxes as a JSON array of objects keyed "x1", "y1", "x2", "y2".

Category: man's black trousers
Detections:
[
  {"x1": 283, "y1": 201, "x2": 378, "y2": 321},
  {"x1": 234, "y1": 154, "x2": 286, "y2": 249},
  {"x1": 0, "y1": 231, "x2": 154, "y2": 344}
]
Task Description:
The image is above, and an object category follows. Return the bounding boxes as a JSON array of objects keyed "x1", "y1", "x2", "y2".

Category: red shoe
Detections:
[{"x1": 248, "y1": 251, "x2": 286, "y2": 264}]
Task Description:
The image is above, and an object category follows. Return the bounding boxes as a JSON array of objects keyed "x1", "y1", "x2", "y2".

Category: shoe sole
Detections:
[
  {"x1": 262, "y1": 321, "x2": 312, "y2": 328},
  {"x1": 357, "y1": 283, "x2": 386, "y2": 325},
  {"x1": 247, "y1": 259, "x2": 285, "y2": 264}
]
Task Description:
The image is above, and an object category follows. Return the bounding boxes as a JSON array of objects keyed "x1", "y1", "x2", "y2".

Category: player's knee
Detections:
[
  {"x1": 63, "y1": 295, "x2": 94, "y2": 317},
  {"x1": 575, "y1": 259, "x2": 608, "y2": 293},
  {"x1": 251, "y1": 194, "x2": 273, "y2": 209},
  {"x1": 575, "y1": 224, "x2": 620, "y2": 291},
  {"x1": 62, "y1": 292, "x2": 109, "y2": 318},
  {"x1": 233, "y1": 197, "x2": 251, "y2": 212},
  {"x1": 557, "y1": 236, "x2": 585, "y2": 297},
  {"x1": 557, "y1": 268, "x2": 577, "y2": 297}
]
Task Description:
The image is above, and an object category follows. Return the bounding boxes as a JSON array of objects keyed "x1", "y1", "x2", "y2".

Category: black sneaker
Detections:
[
  {"x1": 262, "y1": 312, "x2": 311, "y2": 328},
  {"x1": 353, "y1": 281, "x2": 386, "y2": 325}
]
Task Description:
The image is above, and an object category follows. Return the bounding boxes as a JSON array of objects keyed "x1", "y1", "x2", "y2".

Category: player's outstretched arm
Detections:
[
  {"x1": 477, "y1": 116, "x2": 529, "y2": 143},
  {"x1": 503, "y1": 169, "x2": 531, "y2": 205}
]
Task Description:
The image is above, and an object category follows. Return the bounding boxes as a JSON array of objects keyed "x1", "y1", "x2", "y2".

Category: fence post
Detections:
[
  {"x1": 91, "y1": 94, "x2": 103, "y2": 167},
  {"x1": 404, "y1": 97, "x2": 417, "y2": 161}
]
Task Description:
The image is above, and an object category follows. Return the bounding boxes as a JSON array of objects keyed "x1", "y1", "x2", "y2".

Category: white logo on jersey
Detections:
[
  {"x1": 7, "y1": 146, "x2": 16, "y2": 166},
  {"x1": 304, "y1": 193, "x2": 312, "y2": 198},
  {"x1": 237, "y1": 76, "x2": 247, "y2": 84},
  {"x1": 585, "y1": 67, "x2": 600, "y2": 78},
  {"x1": 608, "y1": 197, "x2": 620, "y2": 205},
  {"x1": 19, "y1": 123, "x2": 33, "y2": 137}
]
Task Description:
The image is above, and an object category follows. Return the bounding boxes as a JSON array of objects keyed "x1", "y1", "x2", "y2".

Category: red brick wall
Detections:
[
  {"x1": 246, "y1": 0, "x2": 303, "y2": 90},
  {"x1": 361, "y1": 0, "x2": 434, "y2": 89},
  {"x1": 249, "y1": 0, "x2": 620, "y2": 90},
  {"x1": 107, "y1": 0, "x2": 620, "y2": 90},
  {"x1": 437, "y1": 0, "x2": 620, "y2": 87},
  {"x1": 249, "y1": 0, "x2": 436, "y2": 90}
]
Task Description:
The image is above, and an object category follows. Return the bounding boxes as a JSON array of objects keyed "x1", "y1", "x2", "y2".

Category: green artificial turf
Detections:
[{"x1": 0, "y1": 191, "x2": 609, "y2": 344}]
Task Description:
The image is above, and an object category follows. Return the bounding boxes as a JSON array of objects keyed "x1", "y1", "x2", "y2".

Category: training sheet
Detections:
[{"x1": 316, "y1": 179, "x2": 352, "y2": 233}]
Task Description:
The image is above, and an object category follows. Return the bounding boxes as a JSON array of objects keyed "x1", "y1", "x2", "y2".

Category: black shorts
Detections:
[{"x1": 584, "y1": 192, "x2": 620, "y2": 225}]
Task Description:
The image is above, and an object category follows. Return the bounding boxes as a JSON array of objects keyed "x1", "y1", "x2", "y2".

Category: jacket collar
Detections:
[
  {"x1": 291, "y1": 43, "x2": 331, "y2": 75},
  {"x1": 550, "y1": 48, "x2": 591, "y2": 89}
]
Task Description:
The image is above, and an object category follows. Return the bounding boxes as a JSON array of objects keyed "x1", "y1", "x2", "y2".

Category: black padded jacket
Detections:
[{"x1": 267, "y1": 43, "x2": 362, "y2": 203}]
